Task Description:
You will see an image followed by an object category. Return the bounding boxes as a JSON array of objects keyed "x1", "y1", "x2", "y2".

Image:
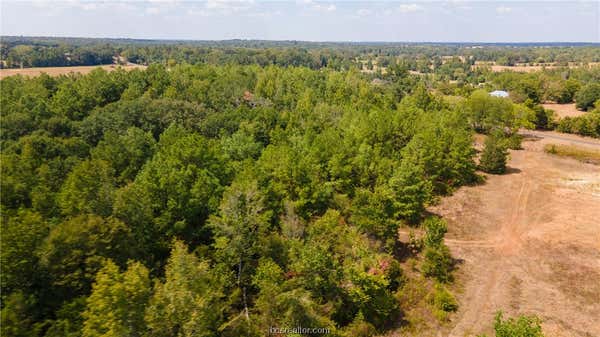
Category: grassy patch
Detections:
[{"x1": 544, "y1": 144, "x2": 600, "y2": 165}]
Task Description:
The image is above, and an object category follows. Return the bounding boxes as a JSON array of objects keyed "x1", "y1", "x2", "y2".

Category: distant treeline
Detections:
[{"x1": 2, "y1": 36, "x2": 600, "y2": 69}]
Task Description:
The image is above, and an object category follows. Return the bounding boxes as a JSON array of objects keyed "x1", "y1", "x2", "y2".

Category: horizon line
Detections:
[{"x1": 2, "y1": 35, "x2": 600, "y2": 45}]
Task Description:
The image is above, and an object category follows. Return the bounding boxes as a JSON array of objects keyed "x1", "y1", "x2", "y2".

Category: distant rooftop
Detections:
[{"x1": 490, "y1": 90, "x2": 509, "y2": 98}]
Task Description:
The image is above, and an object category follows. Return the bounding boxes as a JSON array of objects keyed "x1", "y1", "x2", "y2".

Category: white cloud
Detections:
[
  {"x1": 496, "y1": 6, "x2": 512, "y2": 14},
  {"x1": 318, "y1": 4, "x2": 336, "y2": 12},
  {"x1": 356, "y1": 9, "x2": 372, "y2": 17},
  {"x1": 299, "y1": 1, "x2": 336, "y2": 13},
  {"x1": 80, "y1": 3, "x2": 97, "y2": 11},
  {"x1": 186, "y1": 0, "x2": 275, "y2": 17},
  {"x1": 446, "y1": 0, "x2": 472, "y2": 11},
  {"x1": 30, "y1": 0, "x2": 137, "y2": 12},
  {"x1": 398, "y1": 4, "x2": 423, "y2": 13},
  {"x1": 205, "y1": 0, "x2": 254, "y2": 12},
  {"x1": 146, "y1": 7, "x2": 160, "y2": 15}
]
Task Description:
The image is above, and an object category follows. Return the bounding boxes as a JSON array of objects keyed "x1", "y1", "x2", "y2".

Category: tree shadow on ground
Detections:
[{"x1": 504, "y1": 166, "x2": 522, "y2": 175}]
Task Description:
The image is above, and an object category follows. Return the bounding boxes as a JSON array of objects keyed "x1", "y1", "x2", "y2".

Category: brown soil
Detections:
[
  {"x1": 428, "y1": 132, "x2": 600, "y2": 337},
  {"x1": 0, "y1": 64, "x2": 146, "y2": 79},
  {"x1": 542, "y1": 103, "x2": 587, "y2": 119}
]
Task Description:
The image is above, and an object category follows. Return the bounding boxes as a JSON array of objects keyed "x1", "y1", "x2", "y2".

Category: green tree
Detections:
[
  {"x1": 1, "y1": 209, "x2": 48, "y2": 295},
  {"x1": 1, "y1": 292, "x2": 38, "y2": 337},
  {"x1": 58, "y1": 159, "x2": 116, "y2": 217},
  {"x1": 39, "y1": 214, "x2": 134, "y2": 296},
  {"x1": 145, "y1": 241, "x2": 225, "y2": 337},
  {"x1": 210, "y1": 180, "x2": 271, "y2": 323},
  {"x1": 465, "y1": 90, "x2": 518, "y2": 133},
  {"x1": 91, "y1": 127, "x2": 156, "y2": 184},
  {"x1": 251, "y1": 258, "x2": 336, "y2": 336},
  {"x1": 479, "y1": 134, "x2": 509, "y2": 174},
  {"x1": 82, "y1": 260, "x2": 151, "y2": 337},
  {"x1": 133, "y1": 125, "x2": 230, "y2": 243},
  {"x1": 575, "y1": 83, "x2": 600, "y2": 111},
  {"x1": 421, "y1": 217, "x2": 453, "y2": 283}
]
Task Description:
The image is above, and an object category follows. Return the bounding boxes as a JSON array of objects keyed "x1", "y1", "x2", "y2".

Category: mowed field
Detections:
[
  {"x1": 0, "y1": 64, "x2": 147, "y2": 79},
  {"x1": 542, "y1": 103, "x2": 588, "y2": 119},
  {"x1": 428, "y1": 131, "x2": 600, "y2": 337}
]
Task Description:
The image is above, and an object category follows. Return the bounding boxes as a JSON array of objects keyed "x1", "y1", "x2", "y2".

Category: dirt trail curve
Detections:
[
  {"x1": 519, "y1": 130, "x2": 600, "y2": 149},
  {"x1": 427, "y1": 132, "x2": 600, "y2": 337}
]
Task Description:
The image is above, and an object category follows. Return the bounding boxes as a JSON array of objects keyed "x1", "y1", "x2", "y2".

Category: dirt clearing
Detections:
[
  {"x1": 0, "y1": 64, "x2": 146, "y2": 79},
  {"x1": 428, "y1": 131, "x2": 600, "y2": 337}
]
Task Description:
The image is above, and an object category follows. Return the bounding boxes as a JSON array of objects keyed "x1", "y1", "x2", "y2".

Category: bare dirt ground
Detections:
[
  {"x1": 428, "y1": 131, "x2": 600, "y2": 337},
  {"x1": 542, "y1": 103, "x2": 587, "y2": 119},
  {"x1": 0, "y1": 64, "x2": 146, "y2": 79}
]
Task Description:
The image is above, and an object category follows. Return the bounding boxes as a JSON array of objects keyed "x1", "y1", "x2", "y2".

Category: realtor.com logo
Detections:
[{"x1": 269, "y1": 326, "x2": 331, "y2": 335}]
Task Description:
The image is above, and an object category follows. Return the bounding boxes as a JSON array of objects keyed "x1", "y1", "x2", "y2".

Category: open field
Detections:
[
  {"x1": 0, "y1": 64, "x2": 146, "y2": 79},
  {"x1": 427, "y1": 131, "x2": 600, "y2": 337},
  {"x1": 472, "y1": 62, "x2": 600, "y2": 73},
  {"x1": 542, "y1": 103, "x2": 587, "y2": 119}
]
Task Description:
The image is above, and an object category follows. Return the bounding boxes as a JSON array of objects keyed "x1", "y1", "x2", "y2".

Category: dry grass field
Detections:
[
  {"x1": 544, "y1": 143, "x2": 600, "y2": 165},
  {"x1": 472, "y1": 62, "x2": 600, "y2": 73},
  {"x1": 426, "y1": 131, "x2": 600, "y2": 337},
  {"x1": 542, "y1": 103, "x2": 587, "y2": 119},
  {"x1": 0, "y1": 64, "x2": 147, "y2": 79}
]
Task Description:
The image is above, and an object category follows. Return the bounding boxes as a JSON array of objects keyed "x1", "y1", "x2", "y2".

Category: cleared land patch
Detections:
[
  {"x1": 541, "y1": 103, "x2": 587, "y2": 119},
  {"x1": 472, "y1": 62, "x2": 600, "y2": 73},
  {"x1": 0, "y1": 64, "x2": 146, "y2": 79},
  {"x1": 427, "y1": 131, "x2": 600, "y2": 337}
]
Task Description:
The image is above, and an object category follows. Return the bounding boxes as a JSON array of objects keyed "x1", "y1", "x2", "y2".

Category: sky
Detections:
[{"x1": 1, "y1": 0, "x2": 599, "y2": 42}]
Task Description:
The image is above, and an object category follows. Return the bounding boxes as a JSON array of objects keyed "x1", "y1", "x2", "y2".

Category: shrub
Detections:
[
  {"x1": 479, "y1": 135, "x2": 509, "y2": 174},
  {"x1": 429, "y1": 284, "x2": 458, "y2": 321},
  {"x1": 575, "y1": 83, "x2": 600, "y2": 111},
  {"x1": 422, "y1": 217, "x2": 453, "y2": 283},
  {"x1": 423, "y1": 217, "x2": 447, "y2": 247},
  {"x1": 493, "y1": 312, "x2": 545, "y2": 337},
  {"x1": 556, "y1": 113, "x2": 600, "y2": 138},
  {"x1": 501, "y1": 133, "x2": 523, "y2": 150},
  {"x1": 422, "y1": 244, "x2": 453, "y2": 283}
]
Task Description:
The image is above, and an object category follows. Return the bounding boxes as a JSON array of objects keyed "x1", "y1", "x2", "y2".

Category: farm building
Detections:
[{"x1": 490, "y1": 90, "x2": 509, "y2": 98}]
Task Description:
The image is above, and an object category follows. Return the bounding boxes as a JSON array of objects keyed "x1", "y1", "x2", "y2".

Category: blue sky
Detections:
[{"x1": 1, "y1": 1, "x2": 599, "y2": 42}]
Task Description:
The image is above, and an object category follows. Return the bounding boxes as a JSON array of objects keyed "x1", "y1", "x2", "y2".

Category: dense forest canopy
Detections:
[{"x1": 1, "y1": 38, "x2": 600, "y2": 337}]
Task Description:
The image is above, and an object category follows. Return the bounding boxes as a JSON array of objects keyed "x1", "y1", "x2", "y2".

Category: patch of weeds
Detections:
[
  {"x1": 544, "y1": 144, "x2": 600, "y2": 165},
  {"x1": 427, "y1": 283, "x2": 458, "y2": 322}
]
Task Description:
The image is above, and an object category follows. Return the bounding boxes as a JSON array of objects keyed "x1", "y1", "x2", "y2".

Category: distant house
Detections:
[{"x1": 490, "y1": 90, "x2": 509, "y2": 98}]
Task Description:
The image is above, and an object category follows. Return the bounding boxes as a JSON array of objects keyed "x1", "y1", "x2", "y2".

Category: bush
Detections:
[
  {"x1": 423, "y1": 217, "x2": 447, "y2": 247},
  {"x1": 479, "y1": 135, "x2": 509, "y2": 174},
  {"x1": 501, "y1": 133, "x2": 523, "y2": 150},
  {"x1": 429, "y1": 284, "x2": 458, "y2": 321},
  {"x1": 422, "y1": 217, "x2": 453, "y2": 283},
  {"x1": 575, "y1": 83, "x2": 600, "y2": 111},
  {"x1": 556, "y1": 113, "x2": 600, "y2": 138},
  {"x1": 493, "y1": 312, "x2": 545, "y2": 337},
  {"x1": 422, "y1": 244, "x2": 453, "y2": 283}
]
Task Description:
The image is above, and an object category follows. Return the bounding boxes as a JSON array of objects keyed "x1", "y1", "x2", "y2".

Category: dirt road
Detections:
[
  {"x1": 519, "y1": 130, "x2": 600, "y2": 148},
  {"x1": 428, "y1": 132, "x2": 600, "y2": 337}
]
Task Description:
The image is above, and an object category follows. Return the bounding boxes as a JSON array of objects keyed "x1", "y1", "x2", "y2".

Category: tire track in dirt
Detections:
[{"x1": 448, "y1": 169, "x2": 531, "y2": 337}]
